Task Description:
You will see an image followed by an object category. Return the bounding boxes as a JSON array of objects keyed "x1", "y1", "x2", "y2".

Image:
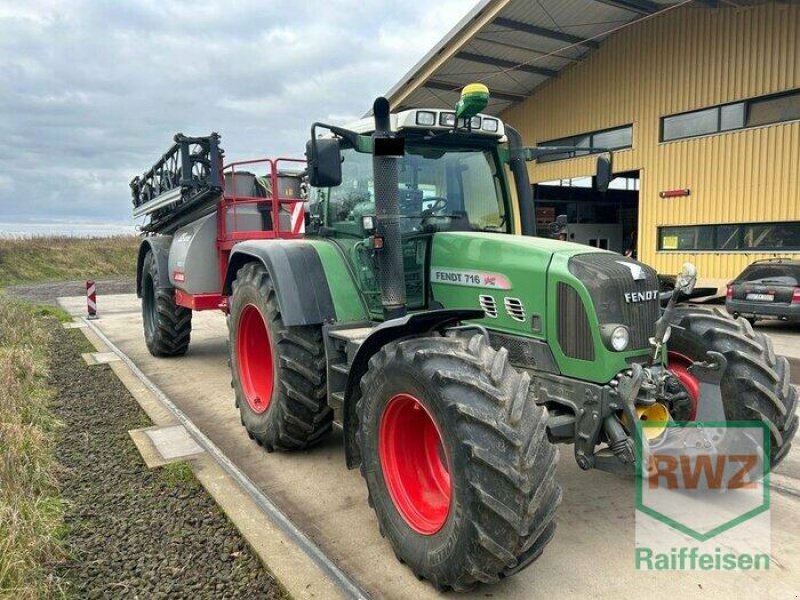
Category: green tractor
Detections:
[{"x1": 136, "y1": 85, "x2": 797, "y2": 591}]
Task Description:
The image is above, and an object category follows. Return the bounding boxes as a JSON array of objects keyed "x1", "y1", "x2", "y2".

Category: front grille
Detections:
[
  {"x1": 568, "y1": 254, "x2": 659, "y2": 351},
  {"x1": 557, "y1": 282, "x2": 595, "y2": 361}
]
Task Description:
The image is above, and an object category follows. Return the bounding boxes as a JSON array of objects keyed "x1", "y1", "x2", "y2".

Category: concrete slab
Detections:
[
  {"x1": 62, "y1": 321, "x2": 87, "y2": 329},
  {"x1": 144, "y1": 424, "x2": 204, "y2": 461},
  {"x1": 81, "y1": 351, "x2": 121, "y2": 366},
  {"x1": 128, "y1": 427, "x2": 191, "y2": 468},
  {"x1": 58, "y1": 294, "x2": 800, "y2": 600}
]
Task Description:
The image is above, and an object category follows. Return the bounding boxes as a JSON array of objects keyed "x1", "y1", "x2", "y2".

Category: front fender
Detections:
[{"x1": 342, "y1": 308, "x2": 484, "y2": 469}]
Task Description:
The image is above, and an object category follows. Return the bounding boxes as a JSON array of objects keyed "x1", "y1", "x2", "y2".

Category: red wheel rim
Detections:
[
  {"x1": 379, "y1": 393, "x2": 451, "y2": 535},
  {"x1": 236, "y1": 304, "x2": 274, "y2": 414},
  {"x1": 667, "y1": 351, "x2": 700, "y2": 420}
]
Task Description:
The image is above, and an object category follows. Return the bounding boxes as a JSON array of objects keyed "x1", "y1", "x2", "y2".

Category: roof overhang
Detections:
[{"x1": 383, "y1": 0, "x2": 697, "y2": 116}]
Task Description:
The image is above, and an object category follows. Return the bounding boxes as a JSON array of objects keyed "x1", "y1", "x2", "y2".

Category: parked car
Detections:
[{"x1": 726, "y1": 258, "x2": 800, "y2": 324}]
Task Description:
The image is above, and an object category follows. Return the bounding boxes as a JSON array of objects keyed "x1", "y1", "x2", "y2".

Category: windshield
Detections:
[{"x1": 321, "y1": 144, "x2": 507, "y2": 235}]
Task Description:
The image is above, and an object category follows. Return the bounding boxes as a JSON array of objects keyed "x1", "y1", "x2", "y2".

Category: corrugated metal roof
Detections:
[{"x1": 384, "y1": 0, "x2": 701, "y2": 116}]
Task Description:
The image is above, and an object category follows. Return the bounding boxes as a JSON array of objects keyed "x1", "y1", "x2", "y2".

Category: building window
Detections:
[
  {"x1": 661, "y1": 88, "x2": 800, "y2": 142},
  {"x1": 538, "y1": 124, "x2": 632, "y2": 162},
  {"x1": 658, "y1": 222, "x2": 800, "y2": 252}
]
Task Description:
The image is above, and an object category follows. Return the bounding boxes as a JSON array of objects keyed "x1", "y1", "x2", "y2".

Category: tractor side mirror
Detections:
[
  {"x1": 306, "y1": 137, "x2": 342, "y2": 188},
  {"x1": 595, "y1": 153, "x2": 613, "y2": 193}
]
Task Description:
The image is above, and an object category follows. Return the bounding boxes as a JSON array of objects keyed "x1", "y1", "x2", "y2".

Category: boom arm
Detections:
[{"x1": 130, "y1": 133, "x2": 224, "y2": 234}]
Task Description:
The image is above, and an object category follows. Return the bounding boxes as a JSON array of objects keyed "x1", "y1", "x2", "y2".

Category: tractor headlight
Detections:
[
  {"x1": 601, "y1": 324, "x2": 630, "y2": 351},
  {"x1": 611, "y1": 326, "x2": 630, "y2": 351}
]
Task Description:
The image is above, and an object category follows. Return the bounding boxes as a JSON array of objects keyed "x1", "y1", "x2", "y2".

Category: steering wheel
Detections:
[{"x1": 421, "y1": 197, "x2": 449, "y2": 217}]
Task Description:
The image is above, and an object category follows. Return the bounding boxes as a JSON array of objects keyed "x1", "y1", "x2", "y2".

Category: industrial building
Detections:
[{"x1": 384, "y1": 0, "x2": 800, "y2": 286}]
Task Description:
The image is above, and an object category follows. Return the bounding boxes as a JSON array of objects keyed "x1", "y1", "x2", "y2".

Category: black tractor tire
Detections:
[
  {"x1": 228, "y1": 262, "x2": 333, "y2": 451},
  {"x1": 669, "y1": 306, "x2": 798, "y2": 467},
  {"x1": 141, "y1": 250, "x2": 192, "y2": 357},
  {"x1": 356, "y1": 333, "x2": 561, "y2": 592}
]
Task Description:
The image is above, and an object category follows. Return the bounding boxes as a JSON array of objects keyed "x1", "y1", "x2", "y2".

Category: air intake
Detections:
[
  {"x1": 479, "y1": 295, "x2": 498, "y2": 318},
  {"x1": 504, "y1": 297, "x2": 526, "y2": 322}
]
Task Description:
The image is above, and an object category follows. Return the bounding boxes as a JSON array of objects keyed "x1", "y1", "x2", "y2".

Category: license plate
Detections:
[{"x1": 746, "y1": 293, "x2": 774, "y2": 301}]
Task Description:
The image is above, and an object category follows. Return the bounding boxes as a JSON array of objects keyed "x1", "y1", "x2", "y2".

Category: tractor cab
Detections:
[
  {"x1": 313, "y1": 110, "x2": 510, "y2": 236},
  {"x1": 306, "y1": 105, "x2": 515, "y2": 316}
]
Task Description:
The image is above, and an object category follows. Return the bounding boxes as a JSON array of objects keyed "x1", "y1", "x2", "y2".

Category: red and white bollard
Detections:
[{"x1": 86, "y1": 280, "x2": 98, "y2": 319}]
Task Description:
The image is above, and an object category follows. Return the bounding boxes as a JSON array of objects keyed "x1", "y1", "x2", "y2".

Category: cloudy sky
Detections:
[{"x1": 0, "y1": 0, "x2": 476, "y2": 226}]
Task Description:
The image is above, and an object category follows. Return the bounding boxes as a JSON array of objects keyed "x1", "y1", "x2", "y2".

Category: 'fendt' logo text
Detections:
[{"x1": 625, "y1": 290, "x2": 659, "y2": 303}]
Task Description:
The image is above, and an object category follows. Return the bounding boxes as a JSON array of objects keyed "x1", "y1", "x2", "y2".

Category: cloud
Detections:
[{"x1": 0, "y1": 0, "x2": 476, "y2": 224}]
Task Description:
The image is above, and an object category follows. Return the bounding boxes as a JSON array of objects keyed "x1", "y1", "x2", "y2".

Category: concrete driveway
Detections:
[{"x1": 60, "y1": 294, "x2": 800, "y2": 600}]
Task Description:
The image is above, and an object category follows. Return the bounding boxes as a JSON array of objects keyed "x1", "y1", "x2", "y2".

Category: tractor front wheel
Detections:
[
  {"x1": 668, "y1": 306, "x2": 798, "y2": 467},
  {"x1": 356, "y1": 334, "x2": 561, "y2": 591},
  {"x1": 228, "y1": 262, "x2": 333, "y2": 451}
]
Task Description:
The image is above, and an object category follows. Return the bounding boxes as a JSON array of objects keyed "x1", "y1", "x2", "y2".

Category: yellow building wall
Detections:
[{"x1": 501, "y1": 3, "x2": 800, "y2": 285}]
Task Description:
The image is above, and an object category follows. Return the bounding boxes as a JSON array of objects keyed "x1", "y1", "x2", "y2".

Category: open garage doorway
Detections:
[{"x1": 533, "y1": 170, "x2": 640, "y2": 257}]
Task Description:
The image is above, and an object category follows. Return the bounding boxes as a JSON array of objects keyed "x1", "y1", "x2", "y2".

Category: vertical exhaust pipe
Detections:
[{"x1": 371, "y1": 97, "x2": 407, "y2": 320}]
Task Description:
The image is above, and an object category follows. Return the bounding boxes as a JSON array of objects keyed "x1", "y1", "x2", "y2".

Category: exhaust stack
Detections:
[{"x1": 371, "y1": 97, "x2": 407, "y2": 320}]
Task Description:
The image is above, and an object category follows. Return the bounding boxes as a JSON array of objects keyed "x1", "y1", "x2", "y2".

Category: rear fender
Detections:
[
  {"x1": 342, "y1": 308, "x2": 484, "y2": 469},
  {"x1": 136, "y1": 236, "x2": 172, "y2": 297}
]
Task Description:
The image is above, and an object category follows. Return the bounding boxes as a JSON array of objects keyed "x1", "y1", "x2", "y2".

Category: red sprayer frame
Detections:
[{"x1": 175, "y1": 157, "x2": 306, "y2": 313}]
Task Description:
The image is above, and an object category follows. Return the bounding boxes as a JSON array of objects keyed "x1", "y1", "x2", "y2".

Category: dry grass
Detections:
[
  {"x1": 0, "y1": 299, "x2": 66, "y2": 599},
  {"x1": 0, "y1": 236, "x2": 139, "y2": 287}
]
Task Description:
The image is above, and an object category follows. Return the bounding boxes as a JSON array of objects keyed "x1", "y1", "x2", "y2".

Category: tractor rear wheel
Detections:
[
  {"x1": 668, "y1": 306, "x2": 798, "y2": 467},
  {"x1": 356, "y1": 333, "x2": 561, "y2": 591},
  {"x1": 141, "y1": 250, "x2": 192, "y2": 357},
  {"x1": 228, "y1": 262, "x2": 333, "y2": 451}
]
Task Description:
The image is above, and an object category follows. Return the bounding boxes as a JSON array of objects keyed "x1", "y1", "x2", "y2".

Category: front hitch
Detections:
[{"x1": 591, "y1": 352, "x2": 729, "y2": 476}]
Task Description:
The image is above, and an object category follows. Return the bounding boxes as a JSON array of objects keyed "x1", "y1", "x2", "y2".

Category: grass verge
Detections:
[
  {"x1": 0, "y1": 236, "x2": 139, "y2": 287},
  {"x1": 0, "y1": 298, "x2": 65, "y2": 599}
]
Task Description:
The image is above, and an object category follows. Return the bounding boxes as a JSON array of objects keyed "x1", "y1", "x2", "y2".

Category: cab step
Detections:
[
  {"x1": 326, "y1": 327, "x2": 374, "y2": 345},
  {"x1": 323, "y1": 322, "x2": 375, "y2": 415},
  {"x1": 330, "y1": 362, "x2": 350, "y2": 376}
]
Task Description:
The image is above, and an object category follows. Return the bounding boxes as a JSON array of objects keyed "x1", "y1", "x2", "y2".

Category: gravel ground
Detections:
[
  {"x1": 49, "y1": 325, "x2": 285, "y2": 599},
  {"x1": 5, "y1": 277, "x2": 135, "y2": 305}
]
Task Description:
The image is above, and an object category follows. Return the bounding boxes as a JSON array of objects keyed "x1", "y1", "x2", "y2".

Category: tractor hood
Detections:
[{"x1": 429, "y1": 231, "x2": 599, "y2": 337}]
